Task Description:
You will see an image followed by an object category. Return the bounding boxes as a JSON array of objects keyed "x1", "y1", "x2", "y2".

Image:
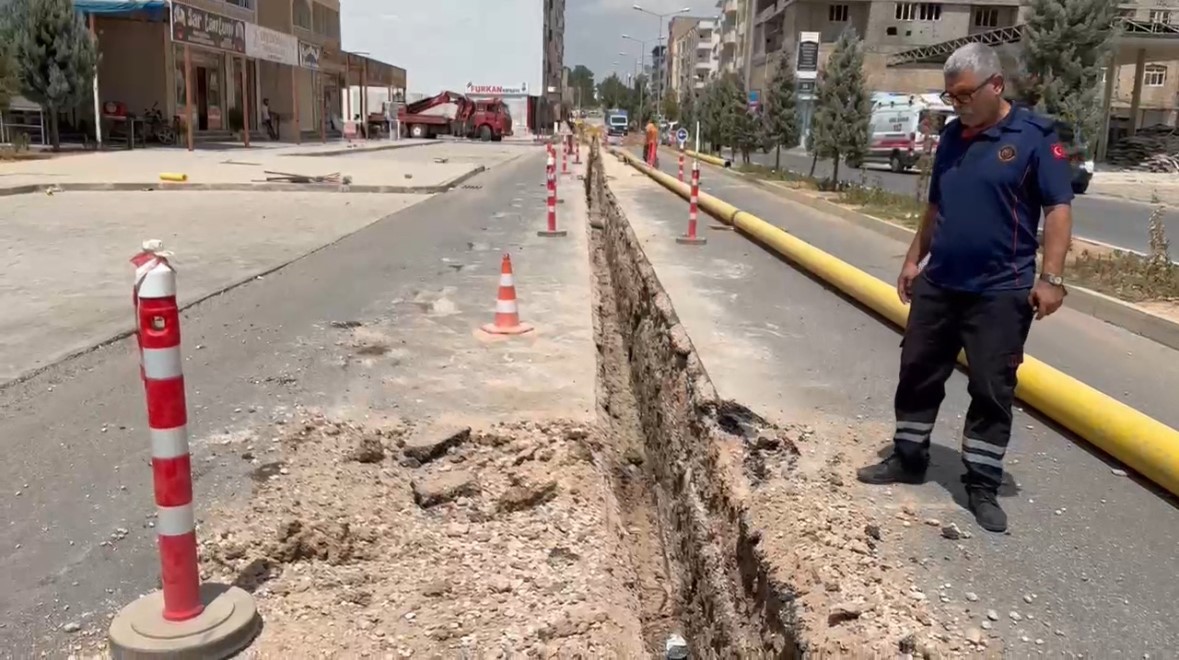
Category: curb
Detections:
[
  {"x1": 0, "y1": 166, "x2": 485, "y2": 197},
  {"x1": 684, "y1": 154, "x2": 1179, "y2": 354},
  {"x1": 287, "y1": 140, "x2": 441, "y2": 158}
]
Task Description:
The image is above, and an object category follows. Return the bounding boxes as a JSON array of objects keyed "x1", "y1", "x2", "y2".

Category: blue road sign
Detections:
[{"x1": 676, "y1": 127, "x2": 689, "y2": 143}]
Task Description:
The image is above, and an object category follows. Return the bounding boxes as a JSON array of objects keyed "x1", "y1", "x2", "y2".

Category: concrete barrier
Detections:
[{"x1": 613, "y1": 146, "x2": 1179, "y2": 500}]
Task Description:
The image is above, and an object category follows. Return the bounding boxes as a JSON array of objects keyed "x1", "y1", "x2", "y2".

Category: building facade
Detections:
[
  {"x1": 85, "y1": 0, "x2": 402, "y2": 147},
  {"x1": 670, "y1": 16, "x2": 718, "y2": 96},
  {"x1": 715, "y1": 0, "x2": 754, "y2": 82},
  {"x1": 543, "y1": 0, "x2": 567, "y2": 122}
]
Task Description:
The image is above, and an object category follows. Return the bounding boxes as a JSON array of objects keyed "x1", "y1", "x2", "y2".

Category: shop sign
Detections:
[
  {"x1": 245, "y1": 24, "x2": 297, "y2": 66},
  {"x1": 465, "y1": 82, "x2": 529, "y2": 96},
  {"x1": 170, "y1": 2, "x2": 246, "y2": 54},
  {"x1": 797, "y1": 31, "x2": 820, "y2": 77},
  {"x1": 299, "y1": 41, "x2": 322, "y2": 70}
]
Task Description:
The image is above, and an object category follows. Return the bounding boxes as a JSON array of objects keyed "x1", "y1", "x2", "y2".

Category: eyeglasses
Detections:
[{"x1": 940, "y1": 76, "x2": 996, "y2": 105}]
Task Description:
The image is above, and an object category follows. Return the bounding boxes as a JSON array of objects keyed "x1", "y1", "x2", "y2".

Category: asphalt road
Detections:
[
  {"x1": 742, "y1": 148, "x2": 1168, "y2": 255},
  {"x1": 0, "y1": 151, "x2": 561, "y2": 655},
  {"x1": 630, "y1": 146, "x2": 1179, "y2": 654}
]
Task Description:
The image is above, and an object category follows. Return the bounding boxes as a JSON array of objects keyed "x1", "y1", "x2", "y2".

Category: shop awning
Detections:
[{"x1": 73, "y1": 0, "x2": 168, "y2": 16}]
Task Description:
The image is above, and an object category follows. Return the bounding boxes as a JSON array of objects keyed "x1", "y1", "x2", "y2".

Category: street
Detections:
[
  {"x1": 1, "y1": 135, "x2": 1178, "y2": 656},
  {"x1": 747, "y1": 148, "x2": 1172, "y2": 255},
  {"x1": 621, "y1": 143, "x2": 1179, "y2": 654}
]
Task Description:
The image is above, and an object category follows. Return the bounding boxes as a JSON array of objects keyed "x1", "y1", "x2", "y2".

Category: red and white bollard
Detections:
[
  {"x1": 678, "y1": 149, "x2": 685, "y2": 182},
  {"x1": 562, "y1": 142, "x2": 569, "y2": 175},
  {"x1": 574, "y1": 139, "x2": 581, "y2": 165},
  {"x1": 108, "y1": 242, "x2": 260, "y2": 657},
  {"x1": 677, "y1": 163, "x2": 707, "y2": 246},
  {"x1": 538, "y1": 153, "x2": 567, "y2": 237}
]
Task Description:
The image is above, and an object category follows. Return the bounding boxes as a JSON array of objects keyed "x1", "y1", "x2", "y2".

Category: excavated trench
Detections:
[{"x1": 584, "y1": 140, "x2": 804, "y2": 658}]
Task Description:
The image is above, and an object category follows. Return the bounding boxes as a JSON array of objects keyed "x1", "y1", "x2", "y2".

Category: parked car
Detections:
[{"x1": 1052, "y1": 119, "x2": 1093, "y2": 195}]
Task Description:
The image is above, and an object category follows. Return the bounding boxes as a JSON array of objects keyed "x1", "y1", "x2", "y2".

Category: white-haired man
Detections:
[{"x1": 856, "y1": 43, "x2": 1075, "y2": 533}]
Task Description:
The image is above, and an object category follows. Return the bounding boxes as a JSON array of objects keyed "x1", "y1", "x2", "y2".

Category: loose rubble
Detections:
[{"x1": 194, "y1": 415, "x2": 648, "y2": 657}]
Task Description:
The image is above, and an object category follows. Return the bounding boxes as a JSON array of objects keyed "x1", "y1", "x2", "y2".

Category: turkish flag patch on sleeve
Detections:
[{"x1": 1051, "y1": 143, "x2": 1067, "y2": 160}]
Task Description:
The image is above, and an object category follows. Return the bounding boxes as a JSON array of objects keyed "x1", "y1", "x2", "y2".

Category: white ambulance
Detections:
[{"x1": 860, "y1": 93, "x2": 956, "y2": 173}]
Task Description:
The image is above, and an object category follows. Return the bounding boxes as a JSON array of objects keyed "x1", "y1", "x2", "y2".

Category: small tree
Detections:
[
  {"x1": 715, "y1": 73, "x2": 746, "y2": 161},
  {"x1": 661, "y1": 92, "x2": 679, "y2": 123},
  {"x1": 700, "y1": 79, "x2": 724, "y2": 153},
  {"x1": 0, "y1": 39, "x2": 17, "y2": 113},
  {"x1": 10, "y1": 0, "x2": 97, "y2": 150},
  {"x1": 1021, "y1": 0, "x2": 1118, "y2": 145},
  {"x1": 811, "y1": 27, "x2": 871, "y2": 183},
  {"x1": 764, "y1": 48, "x2": 801, "y2": 170},
  {"x1": 679, "y1": 86, "x2": 697, "y2": 142}
]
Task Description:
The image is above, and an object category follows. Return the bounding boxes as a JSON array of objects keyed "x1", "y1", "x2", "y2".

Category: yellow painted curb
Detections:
[{"x1": 612, "y1": 146, "x2": 1179, "y2": 497}]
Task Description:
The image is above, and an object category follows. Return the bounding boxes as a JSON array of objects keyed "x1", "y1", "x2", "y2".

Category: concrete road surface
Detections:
[
  {"x1": 618, "y1": 147, "x2": 1179, "y2": 654},
  {"x1": 743, "y1": 148, "x2": 1169, "y2": 255},
  {"x1": 0, "y1": 150, "x2": 594, "y2": 655}
]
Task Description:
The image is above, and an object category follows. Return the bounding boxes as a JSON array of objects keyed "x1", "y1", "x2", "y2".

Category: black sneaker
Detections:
[
  {"x1": 856, "y1": 454, "x2": 927, "y2": 485},
  {"x1": 968, "y1": 488, "x2": 1008, "y2": 533}
]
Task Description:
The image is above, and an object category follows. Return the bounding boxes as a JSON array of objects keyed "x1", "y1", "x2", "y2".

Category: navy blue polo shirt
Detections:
[{"x1": 924, "y1": 105, "x2": 1074, "y2": 292}]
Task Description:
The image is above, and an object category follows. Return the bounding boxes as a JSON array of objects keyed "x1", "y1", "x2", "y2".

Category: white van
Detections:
[{"x1": 861, "y1": 93, "x2": 955, "y2": 172}]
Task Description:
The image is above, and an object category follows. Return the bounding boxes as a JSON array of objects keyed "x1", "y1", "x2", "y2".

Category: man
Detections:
[
  {"x1": 645, "y1": 119, "x2": 659, "y2": 167},
  {"x1": 856, "y1": 43, "x2": 1074, "y2": 533},
  {"x1": 261, "y1": 98, "x2": 277, "y2": 140}
]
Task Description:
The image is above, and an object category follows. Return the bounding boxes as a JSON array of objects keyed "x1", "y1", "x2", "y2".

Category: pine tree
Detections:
[
  {"x1": 661, "y1": 92, "x2": 679, "y2": 123},
  {"x1": 811, "y1": 27, "x2": 871, "y2": 184},
  {"x1": 679, "y1": 86, "x2": 697, "y2": 144},
  {"x1": 764, "y1": 48, "x2": 800, "y2": 170},
  {"x1": 715, "y1": 73, "x2": 746, "y2": 161},
  {"x1": 1020, "y1": 0, "x2": 1118, "y2": 144},
  {"x1": 0, "y1": 38, "x2": 16, "y2": 114},
  {"x1": 10, "y1": 0, "x2": 97, "y2": 150},
  {"x1": 700, "y1": 79, "x2": 724, "y2": 153},
  {"x1": 731, "y1": 76, "x2": 760, "y2": 164}
]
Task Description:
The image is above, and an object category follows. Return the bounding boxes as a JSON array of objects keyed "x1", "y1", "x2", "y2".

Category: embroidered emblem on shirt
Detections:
[
  {"x1": 998, "y1": 145, "x2": 1017, "y2": 163},
  {"x1": 1051, "y1": 143, "x2": 1067, "y2": 160}
]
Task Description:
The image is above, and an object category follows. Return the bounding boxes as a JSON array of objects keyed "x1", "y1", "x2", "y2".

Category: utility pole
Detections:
[{"x1": 633, "y1": 4, "x2": 691, "y2": 117}]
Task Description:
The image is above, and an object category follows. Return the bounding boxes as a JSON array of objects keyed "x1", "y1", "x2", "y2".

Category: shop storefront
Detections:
[{"x1": 169, "y1": 1, "x2": 246, "y2": 136}]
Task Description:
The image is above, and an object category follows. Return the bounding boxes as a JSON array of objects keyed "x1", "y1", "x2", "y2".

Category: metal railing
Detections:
[{"x1": 887, "y1": 17, "x2": 1179, "y2": 68}]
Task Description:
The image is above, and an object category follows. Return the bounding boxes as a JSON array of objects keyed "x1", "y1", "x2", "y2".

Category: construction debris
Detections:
[
  {"x1": 261, "y1": 170, "x2": 353, "y2": 185},
  {"x1": 1106, "y1": 125, "x2": 1179, "y2": 172}
]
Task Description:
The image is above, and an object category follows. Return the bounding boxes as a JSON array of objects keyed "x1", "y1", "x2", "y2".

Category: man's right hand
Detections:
[{"x1": 897, "y1": 261, "x2": 921, "y2": 304}]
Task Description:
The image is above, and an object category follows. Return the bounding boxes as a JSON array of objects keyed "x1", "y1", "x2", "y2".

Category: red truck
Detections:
[{"x1": 398, "y1": 91, "x2": 512, "y2": 141}]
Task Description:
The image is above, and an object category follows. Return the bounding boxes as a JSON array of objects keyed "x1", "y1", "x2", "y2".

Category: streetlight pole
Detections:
[
  {"x1": 632, "y1": 5, "x2": 690, "y2": 118},
  {"x1": 621, "y1": 37, "x2": 647, "y2": 121}
]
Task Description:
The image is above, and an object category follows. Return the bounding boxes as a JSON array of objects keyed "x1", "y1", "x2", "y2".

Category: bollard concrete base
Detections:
[
  {"x1": 537, "y1": 229, "x2": 569, "y2": 238},
  {"x1": 109, "y1": 584, "x2": 260, "y2": 659},
  {"x1": 676, "y1": 236, "x2": 708, "y2": 246}
]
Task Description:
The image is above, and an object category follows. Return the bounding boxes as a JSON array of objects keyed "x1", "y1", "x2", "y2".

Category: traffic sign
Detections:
[{"x1": 676, "y1": 127, "x2": 689, "y2": 146}]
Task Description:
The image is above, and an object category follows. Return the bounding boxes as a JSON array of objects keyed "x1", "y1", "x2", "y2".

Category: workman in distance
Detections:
[
  {"x1": 856, "y1": 43, "x2": 1075, "y2": 534},
  {"x1": 645, "y1": 120, "x2": 659, "y2": 167}
]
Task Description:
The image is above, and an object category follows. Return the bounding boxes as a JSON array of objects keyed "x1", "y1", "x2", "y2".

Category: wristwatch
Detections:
[{"x1": 1040, "y1": 272, "x2": 1065, "y2": 287}]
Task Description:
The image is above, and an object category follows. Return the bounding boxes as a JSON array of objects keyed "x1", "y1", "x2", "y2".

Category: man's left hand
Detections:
[{"x1": 1029, "y1": 281, "x2": 1065, "y2": 320}]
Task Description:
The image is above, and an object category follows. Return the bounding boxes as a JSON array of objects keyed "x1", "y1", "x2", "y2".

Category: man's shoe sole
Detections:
[{"x1": 856, "y1": 470, "x2": 927, "y2": 486}]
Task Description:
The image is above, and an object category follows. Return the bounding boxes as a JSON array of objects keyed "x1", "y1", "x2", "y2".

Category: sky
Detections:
[
  {"x1": 567, "y1": 0, "x2": 721, "y2": 83},
  {"x1": 340, "y1": 0, "x2": 720, "y2": 94},
  {"x1": 342, "y1": 0, "x2": 545, "y2": 95}
]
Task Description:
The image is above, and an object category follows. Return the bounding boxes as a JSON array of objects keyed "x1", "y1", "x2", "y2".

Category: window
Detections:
[
  {"x1": 313, "y1": 3, "x2": 339, "y2": 39},
  {"x1": 224, "y1": 0, "x2": 254, "y2": 9},
  {"x1": 1145, "y1": 65, "x2": 1167, "y2": 87},
  {"x1": 828, "y1": 4, "x2": 849, "y2": 22},
  {"x1": 973, "y1": 7, "x2": 999, "y2": 28},
  {"x1": 293, "y1": 0, "x2": 312, "y2": 30},
  {"x1": 1149, "y1": 10, "x2": 1172, "y2": 24},
  {"x1": 896, "y1": 2, "x2": 940, "y2": 21}
]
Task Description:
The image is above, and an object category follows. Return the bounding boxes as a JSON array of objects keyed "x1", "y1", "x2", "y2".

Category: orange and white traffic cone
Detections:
[{"x1": 481, "y1": 254, "x2": 534, "y2": 335}]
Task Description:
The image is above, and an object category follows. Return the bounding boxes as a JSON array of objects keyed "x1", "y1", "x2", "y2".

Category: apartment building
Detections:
[
  {"x1": 1109, "y1": 1, "x2": 1179, "y2": 128},
  {"x1": 651, "y1": 44, "x2": 668, "y2": 104},
  {"x1": 544, "y1": 0, "x2": 568, "y2": 121},
  {"x1": 715, "y1": 0, "x2": 755, "y2": 82},
  {"x1": 669, "y1": 16, "x2": 719, "y2": 95}
]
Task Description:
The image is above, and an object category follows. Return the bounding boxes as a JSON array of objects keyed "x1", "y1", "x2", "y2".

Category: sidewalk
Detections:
[
  {"x1": 0, "y1": 139, "x2": 495, "y2": 193},
  {"x1": 601, "y1": 154, "x2": 1179, "y2": 655}
]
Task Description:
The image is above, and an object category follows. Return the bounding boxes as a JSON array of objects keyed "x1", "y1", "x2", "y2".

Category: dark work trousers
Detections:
[{"x1": 893, "y1": 275, "x2": 1034, "y2": 491}]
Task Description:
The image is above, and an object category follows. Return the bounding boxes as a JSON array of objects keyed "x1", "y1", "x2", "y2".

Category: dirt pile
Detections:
[{"x1": 197, "y1": 415, "x2": 650, "y2": 657}]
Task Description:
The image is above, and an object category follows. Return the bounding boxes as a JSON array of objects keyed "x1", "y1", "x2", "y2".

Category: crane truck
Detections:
[{"x1": 398, "y1": 91, "x2": 512, "y2": 141}]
